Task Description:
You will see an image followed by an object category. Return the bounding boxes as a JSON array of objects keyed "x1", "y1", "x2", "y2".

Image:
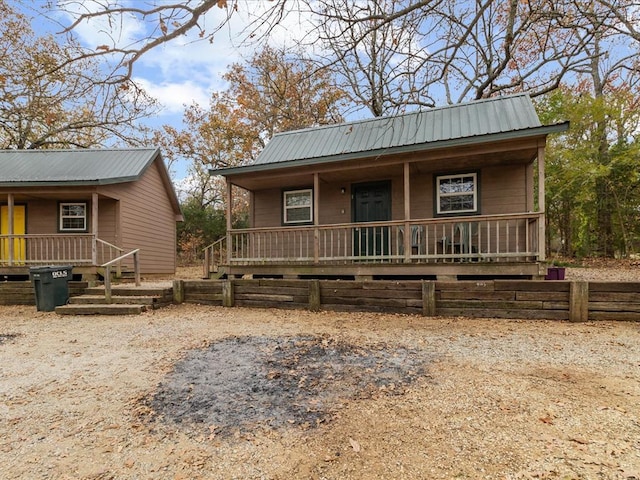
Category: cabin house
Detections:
[
  {"x1": 0, "y1": 148, "x2": 182, "y2": 279},
  {"x1": 207, "y1": 94, "x2": 568, "y2": 280}
]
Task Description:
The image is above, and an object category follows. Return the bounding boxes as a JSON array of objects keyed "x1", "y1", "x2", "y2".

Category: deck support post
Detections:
[
  {"x1": 309, "y1": 280, "x2": 321, "y2": 312},
  {"x1": 569, "y1": 281, "x2": 589, "y2": 322},
  {"x1": 422, "y1": 280, "x2": 436, "y2": 316},
  {"x1": 222, "y1": 279, "x2": 234, "y2": 307}
]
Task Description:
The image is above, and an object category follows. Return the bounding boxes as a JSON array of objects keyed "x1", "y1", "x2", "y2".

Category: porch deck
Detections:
[{"x1": 205, "y1": 213, "x2": 547, "y2": 280}]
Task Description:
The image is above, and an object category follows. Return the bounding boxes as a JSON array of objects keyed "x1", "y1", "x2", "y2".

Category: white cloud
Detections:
[{"x1": 134, "y1": 77, "x2": 211, "y2": 115}]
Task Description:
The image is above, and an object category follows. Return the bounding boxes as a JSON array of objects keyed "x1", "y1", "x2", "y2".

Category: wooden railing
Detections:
[
  {"x1": 203, "y1": 237, "x2": 227, "y2": 278},
  {"x1": 102, "y1": 249, "x2": 140, "y2": 303},
  {"x1": 0, "y1": 234, "x2": 127, "y2": 267},
  {"x1": 213, "y1": 213, "x2": 543, "y2": 268}
]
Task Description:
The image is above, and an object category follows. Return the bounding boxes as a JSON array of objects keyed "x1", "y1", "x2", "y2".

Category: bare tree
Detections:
[
  {"x1": 0, "y1": 2, "x2": 158, "y2": 149},
  {"x1": 39, "y1": 0, "x2": 640, "y2": 108}
]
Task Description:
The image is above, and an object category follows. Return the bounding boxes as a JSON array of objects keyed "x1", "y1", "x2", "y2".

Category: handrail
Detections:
[
  {"x1": 95, "y1": 238, "x2": 125, "y2": 276},
  {"x1": 203, "y1": 237, "x2": 226, "y2": 278},
  {"x1": 102, "y1": 249, "x2": 140, "y2": 303}
]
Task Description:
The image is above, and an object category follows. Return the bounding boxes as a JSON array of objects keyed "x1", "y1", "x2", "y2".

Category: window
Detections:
[
  {"x1": 436, "y1": 173, "x2": 478, "y2": 215},
  {"x1": 283, "y1": 189, "x2": 313, "y2": 224},
  {"x1": 59, "y1": 203, "x2": 87, "y2": 231}
]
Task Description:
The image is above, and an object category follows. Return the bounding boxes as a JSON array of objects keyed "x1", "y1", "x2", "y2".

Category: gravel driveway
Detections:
[{"x1": 1, "y1": 302, "x2": 639, "y2": 479}]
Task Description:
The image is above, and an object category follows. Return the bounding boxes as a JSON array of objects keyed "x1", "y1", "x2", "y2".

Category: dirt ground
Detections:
[{"x1": 1, "y1": 264, "x2": 639, "y2": 479}]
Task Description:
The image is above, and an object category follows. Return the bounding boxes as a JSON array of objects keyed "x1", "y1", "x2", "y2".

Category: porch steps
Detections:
[{"x1": 56, "y1": 286, "x2": 173, "y2": 316}]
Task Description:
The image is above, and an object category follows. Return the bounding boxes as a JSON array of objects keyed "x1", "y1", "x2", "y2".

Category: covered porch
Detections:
[{"x1": 1, "y1": 191, "x2": 131, "y2": 279}]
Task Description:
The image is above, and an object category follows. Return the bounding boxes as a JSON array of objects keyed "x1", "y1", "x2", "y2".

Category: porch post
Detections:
[
  {"x1": 537, "y1": 144, "x2": 546, "y2": 261},
  {"x1": 403, "y1": 162, "x2": 411, "y2": 263},
  {"x1": 313, "y1": 173, "x2": 319, "y2": 264},
  {"x1": 7, "y1": 193, "x2": 14, "y2": 266},
  {"x1": 226, "y1": 180, "x2": 232, "y2": 266},
  {"x1": 92, "y1": 192, "x2": 99, "y2": 265}
]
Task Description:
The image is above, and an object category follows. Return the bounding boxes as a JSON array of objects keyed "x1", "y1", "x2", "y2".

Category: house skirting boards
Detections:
[{"x1": 173, "y1": 279, "x2": 640, "y2": 322}]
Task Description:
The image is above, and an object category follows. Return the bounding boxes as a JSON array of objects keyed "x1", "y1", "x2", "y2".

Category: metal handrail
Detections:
[{"x1": 102, "y1": 249, "x2": 140, "y2": 303}]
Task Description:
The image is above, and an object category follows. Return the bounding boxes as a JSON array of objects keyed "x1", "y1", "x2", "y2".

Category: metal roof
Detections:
[
  {"x1": 0, "y1": 148, "x2": 161, "y2": 186},
  {"x1": 213, "y1": 93, "x2": 568, "y2": 177}
]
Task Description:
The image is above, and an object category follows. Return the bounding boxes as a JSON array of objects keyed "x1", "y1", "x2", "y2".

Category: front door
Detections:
[
  {"x1": 1, "y1": 205, "x2": 26, "y2": 263},
  {"x1": 352, "y1": 181, "x2": 391, "y2": 257}
]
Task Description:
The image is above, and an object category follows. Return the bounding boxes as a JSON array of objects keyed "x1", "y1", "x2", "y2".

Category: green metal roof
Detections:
[
  {"x1": 0, "y1": 148, "x2": 162, "y2": 186},
  {"x1": 212, "y1": 93, "x2": 569, "y2": 177}
]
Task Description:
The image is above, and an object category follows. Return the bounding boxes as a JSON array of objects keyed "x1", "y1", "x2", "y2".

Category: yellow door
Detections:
[{"x1": 1, "y1": 205, "x2": 26, "y2": 263}]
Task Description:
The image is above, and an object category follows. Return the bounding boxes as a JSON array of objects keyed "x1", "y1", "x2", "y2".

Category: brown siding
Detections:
[
  {"x1": 253, "y1": 189, "x2": 282, "y2": 227},
  {"x1": 97, "y1": 199, "x2": 117, "y2": 245},
  {"x1": 99, "y1": 160, "x2": 177, "y2": 274},
  {"x1": 250, "y1": 163, "x2": 528, "y2": 229},
  {"x1": 481, "y1": 164, "x2": 527, "y2": 215}
]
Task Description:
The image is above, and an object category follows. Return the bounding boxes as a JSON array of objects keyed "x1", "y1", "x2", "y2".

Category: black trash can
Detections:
[{"x1": 29, "y1": 265, "x2": 73, "y2": 311}]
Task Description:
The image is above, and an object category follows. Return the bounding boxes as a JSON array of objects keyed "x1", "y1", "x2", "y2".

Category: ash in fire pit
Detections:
[{"x1": 144, "y1": 335, "x2": 431, "y2": 437}]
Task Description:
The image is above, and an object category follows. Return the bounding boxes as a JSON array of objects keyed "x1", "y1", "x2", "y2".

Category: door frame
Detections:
[
  {"x1": 1, "y1": 204, "x2": 27, "y2": 263},
  {"x1": 351, "y1": 181, "x2": 392, "y2": 258}
]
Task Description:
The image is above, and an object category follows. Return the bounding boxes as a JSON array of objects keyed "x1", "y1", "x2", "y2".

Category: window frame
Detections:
[
  {"x1": 58, "y1": 202, "x2": 88, "y2": 232},
  {"x1": 435, "y1": 172, "x2": 479, "y2": 216},
  {"x1": 282, "y1": 188, "x2": 313, "y2": 225}
]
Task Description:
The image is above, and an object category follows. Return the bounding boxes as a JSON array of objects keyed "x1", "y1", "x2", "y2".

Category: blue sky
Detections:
[{"x1": 25, "y1": 1, "x2": 311, "y2": 180}]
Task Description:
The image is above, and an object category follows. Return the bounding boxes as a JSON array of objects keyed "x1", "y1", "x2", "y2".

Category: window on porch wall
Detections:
[
  {"x1": 59, "y1": 203, "x2": 87, "y2": 232},
  {"x1": 436, "y1": 173, "x2": 478, "y2": 215},
  {"x1": 283, "y1": 189, "x2": 313, "y2": 225}
]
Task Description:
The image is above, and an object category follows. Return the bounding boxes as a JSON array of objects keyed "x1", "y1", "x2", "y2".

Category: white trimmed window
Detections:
[
  {"x1": 436, "y1": 173, "x2": 478, "y2": 214},
  {"x1": 59, "y1": 203, "x2": 87, "y2": 231},
  {"x1": 283, "y1": 189, "x2": 313, "y2": 224}
]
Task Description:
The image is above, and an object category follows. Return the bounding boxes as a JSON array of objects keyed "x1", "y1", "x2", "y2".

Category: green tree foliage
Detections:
[{"x1": 539, "y1": 88, "x2": 640, "y2": 258}]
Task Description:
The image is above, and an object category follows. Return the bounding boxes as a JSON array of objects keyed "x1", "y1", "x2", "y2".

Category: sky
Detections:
[{"x1": 25, "y1": 0, "x2": 313, "y2": 181}]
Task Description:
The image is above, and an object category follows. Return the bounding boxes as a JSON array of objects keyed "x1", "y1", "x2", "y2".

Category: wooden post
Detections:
[
  {"x1": 313, "y1": 173, "x2": 320, "y2": 264},
  {"x1": 7, "y1": 193, "x2": 13, "y2": 266},
  {"x1": 537, "y1": 144, "x2": 546, "y2": 261},
  {"x1": 422, "y1": 280, "x2": 436, "y2": 316},
  {"x1": 309, "y1": 280, "x2": 321, "y2": 312},
  {"x1": 92, "y1": 192, "x2": 99, "y2": 266},
  {"x1": 569, "y1": 281, "x2": 589, "y2": 322},
  {"x1": 173, "y1": 279, "x2": 184, "y2": 304},
  {"x1": 222, "y1": 279, "x2": 234, "y2": 307},
  {"x1": 226, "y1": 181, "x2": 233, "y2": 265},
  {"x1": 403, "y1": 163, "x2": 411, "y2": 263}
]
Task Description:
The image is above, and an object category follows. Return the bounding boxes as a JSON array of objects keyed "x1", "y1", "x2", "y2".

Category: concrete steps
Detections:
[{"x1": 56, "y1": 286, "x2": 173, "y2": 316}]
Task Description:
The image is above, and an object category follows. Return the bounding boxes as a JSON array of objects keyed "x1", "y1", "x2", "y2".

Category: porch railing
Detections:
[
  {"x1": 205, "y1": 213, "x2": 543, "y2": 271},
  {"x1": 0, "y1": 234, "x2": 127, "y2": 267}
]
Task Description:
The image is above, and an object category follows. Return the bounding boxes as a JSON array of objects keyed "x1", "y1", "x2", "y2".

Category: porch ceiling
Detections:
[{"x1": 227, "y1": 142, "x2": 538, "y2": 191}]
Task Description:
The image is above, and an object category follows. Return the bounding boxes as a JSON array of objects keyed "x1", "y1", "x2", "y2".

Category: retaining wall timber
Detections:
[
  {"x1": 175, "y1": 279, "x2": 640, "y2": 321},
  {"x1": 0, "y1": 281, "x2": 89, "y2": 306}
]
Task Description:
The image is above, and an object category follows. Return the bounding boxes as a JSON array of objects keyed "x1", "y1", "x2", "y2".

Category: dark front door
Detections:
[{"x1": 352, "y1": 181, "x2": 391, "y2": 257}]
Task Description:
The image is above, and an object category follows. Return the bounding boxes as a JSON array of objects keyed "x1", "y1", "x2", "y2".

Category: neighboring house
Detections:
[
  {"x1": 207, "y1": 93, "x2": 568, "y2": 280},
  {"x1": 0, "y1": 148, "x2": 183, "y2": 279}
]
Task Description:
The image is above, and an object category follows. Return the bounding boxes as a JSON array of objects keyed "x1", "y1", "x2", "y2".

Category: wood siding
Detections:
[
  {"x1": 249, "y1": 164, "x2": 528, "y2": 228},
  {"x1": 99, "y1": 160, "x2": 177, "y2": 274}
]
